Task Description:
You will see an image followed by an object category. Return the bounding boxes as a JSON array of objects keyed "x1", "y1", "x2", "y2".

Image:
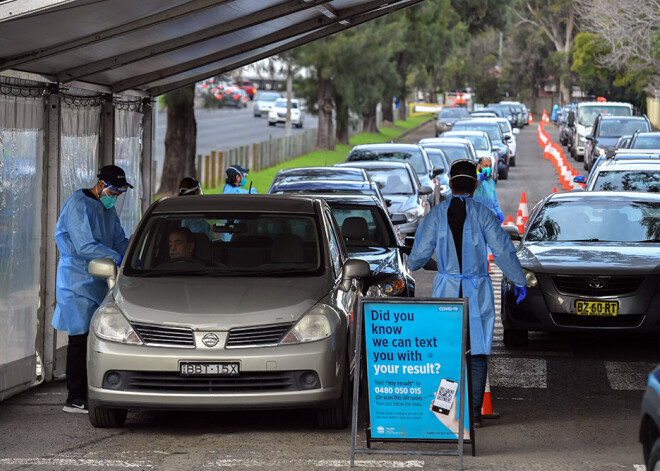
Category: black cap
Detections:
[
  {"x1": 98, "y1": 165, "x2": 133, "y2": 191},
  {"x1": 449, "y1": 159, "x2": 477, "y2": 181},
  {"x1": 226, "y1": 164, "x2": 249, "y2": 178}
]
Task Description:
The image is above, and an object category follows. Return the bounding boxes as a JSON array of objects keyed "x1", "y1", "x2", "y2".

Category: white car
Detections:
[
  {"x1": 484, "y1": 117, "x2": 519, "y2": 166},
  {"x1": 253, "y1": 91, "x2": 282, "y2": 117},
  {"x1": 440, "y1": 130, "x2": 499, "y2": 182},
  {"x1": 268, "y1": 98, "x2": 304, "y2": 128}
]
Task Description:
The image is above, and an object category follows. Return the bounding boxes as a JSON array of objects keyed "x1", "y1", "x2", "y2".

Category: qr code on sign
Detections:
[{"x1": 437, "y1": 386, "x2": 454, "y2": 403}]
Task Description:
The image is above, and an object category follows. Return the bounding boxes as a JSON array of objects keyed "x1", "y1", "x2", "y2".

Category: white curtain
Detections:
[
  {"x1": 0, "y1": 94, "x2": 44, "y2": 376},
  {"x1": 59, "y1": 102, "x2": 101, "y2": 209},
  {"x1": 115, "y1": 107, "x2": 143, "y2": 235}
]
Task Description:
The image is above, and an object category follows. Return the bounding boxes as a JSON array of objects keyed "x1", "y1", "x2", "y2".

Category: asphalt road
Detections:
[
  {"x1": 0, "y1": 121, "x2": 654, "y2": 471},
  {"x1": 154, "y1": 104, "x2": 317, "y2": 180}
]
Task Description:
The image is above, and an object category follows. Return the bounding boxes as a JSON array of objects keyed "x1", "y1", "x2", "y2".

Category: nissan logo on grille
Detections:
[
  {"x1": 201, "y1": 333, "x2": 219, "y2": 347},
  {"x1": 588, "y1": 278, "x2": 605, "y2": 289}
]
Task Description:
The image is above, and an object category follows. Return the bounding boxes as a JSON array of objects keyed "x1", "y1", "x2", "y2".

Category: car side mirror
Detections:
[
  {"x1": 340, "y1": 258, "x2": 371, "y2": 291},
  {"x1": 503, "y1": 135, "x2": 511, "y2": 141},
  {"x1": 390, "y1": 213, "x2": 407, "y2": 225},
  {"x1": 385, "y1": 199, "x2": 393, "y2": 207},
  {"x1": 573, "y1": 175, "x2": 586, "y2": 184},
  {"x1": 432, "y1": 167, "x2": 445, "y2": 177},
  {"x1": 502, "y1": 224, "x2": 521, "y2": 241},
  {"x1": 585, "y1": 135, "x2": 593, "y2": 141},
  {"x1": 419, "y1": 185, "x2": 433, "y2": 195},
  {"x1": 89, "y1": 258, "x2": 118, "y2": 290},
  {"x1": 513, "y1": 128, "x2": 520, "y2": 135}
]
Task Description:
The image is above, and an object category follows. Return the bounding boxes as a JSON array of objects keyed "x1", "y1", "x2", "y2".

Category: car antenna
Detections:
[{"x1": 249, "y1": 181, "x2": 253, "y2": 194}]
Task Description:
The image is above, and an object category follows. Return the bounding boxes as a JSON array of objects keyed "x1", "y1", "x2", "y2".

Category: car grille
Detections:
[
  {"x1": 104, "y1": 370, "x2": 319, "y2": 393},
  {"x1": 132, "y1": 322, "x2": 195, "y2": 348},
  {"x1": 551, "y1": 275, "x2": 643, "y2": 296},
  {"x1": 551, "y1": 313, "x2": 644, "y2": 328},
  {"x1": 226, "y1": 323, "x2": 293, "y2": 348}
]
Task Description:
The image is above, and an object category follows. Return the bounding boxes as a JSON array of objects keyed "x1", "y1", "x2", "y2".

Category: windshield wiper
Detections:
[
  {"x1": 561, "y1": 238, "x2": 603, "y2": 242},
  {"x1": 636, "y1": 239, "x2": 660, "y2": 243}
]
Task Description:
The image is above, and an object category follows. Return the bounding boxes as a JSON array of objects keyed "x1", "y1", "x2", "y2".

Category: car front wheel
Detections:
[{"x1": 89, "y1": 405, "x2": 128, "y2": 428}]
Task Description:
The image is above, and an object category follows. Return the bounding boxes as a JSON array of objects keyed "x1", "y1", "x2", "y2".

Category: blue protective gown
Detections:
[
  {"x1": 473, "y1": 178, "x2": 502, "y2": 219},
  {"x1": 222, "y1": 184, "x2": 257, "y2": 194},
  {"x1": 52, "y1": 190, "x2": 130, "y2": 335},
  {"x1": 407, "y1": 197, "x2": 526, "y2": 355}
]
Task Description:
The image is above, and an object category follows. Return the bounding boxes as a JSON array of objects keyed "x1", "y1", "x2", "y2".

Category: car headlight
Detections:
[
  {"x1": 91, "y1": 302, "x2": 142, "y2": 345},
  {"x1": 280, "y1": 305, "x2": 341, "y2": 344},
  {"x1": 366, "y1": 278, "x2": 405, "y2": 297},
  {"x1": 523, "y1": 269, "x2": 538, "y2": 288},
  {"x1": 597, "y1": 147, "x2": 606, "y2": 156},
  {"x1": 404, "y1": 209, "x2": 421, "y2": 223}
]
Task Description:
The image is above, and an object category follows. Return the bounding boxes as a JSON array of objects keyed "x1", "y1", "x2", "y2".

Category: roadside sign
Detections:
[{"x1": 350, "y1": 298, "x2": 474, "y2": 469}]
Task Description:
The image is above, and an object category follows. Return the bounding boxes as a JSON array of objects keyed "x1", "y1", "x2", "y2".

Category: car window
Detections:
[
  {"x1": 525, "y1": 199, "x2": 660, "y2": 242},
  {"x1": 452, "y1": 123, "x2": 501, "y2": 142},
  {"x1": 273, "y1": 99, "x2": 298, "y2": 109},
  {"x1": 578, "y1": 105, "x2": 632, "y2": 126},
  {"x1": 598, "y1": 119, "x2": 650, "y2": 137},
  {"x1": 124, "y1": 212, "x2": 322, "y2": 276},
  {"x1": 365, "y1": 168, "x2": 414, "y2": 195},
  {"x1": 324, "y1": 210, "x2": 343, "y2": 276},
  {"x1": 424, "y1": 148, "x2": 449, "y2": 171},
  {"x1": 439, "y1": 108, "x2": 469, "y2": 118},
  {"x1": 438, "y1": 146, "x2": 470, "y2": 165},
  {"x1": 257, "y1": 92, "x2": 280, "y2": 101},
  {"x1": 593, "y1": 170, "x2": 660, "y2": 192},
  {"x1": 631, "y1": 135, "x2": 660, "y2": 149},
  {"x1": 331, "y1": 204, "x2": 396, "y2": 247},
  {"x1": 497, "y1": 122, "x2": 510, "y2": 135},
  {"x1": 347, "y1": 149, "x2": 427, "y2": 174}
]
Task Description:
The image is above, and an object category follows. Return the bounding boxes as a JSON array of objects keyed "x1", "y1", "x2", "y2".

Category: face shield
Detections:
[{"x1": 100, "y1": 181, "x2": 128, "y2": 213}]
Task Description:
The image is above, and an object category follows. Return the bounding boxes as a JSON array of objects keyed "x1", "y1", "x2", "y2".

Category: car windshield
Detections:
[
  {"x1": 525, "y1": 199, "x2": 660, "y2": 242},
  {"x1": 452, "y1": 123, "x2": 501, "y2": 142},
  {"x1": 598, "y1": 119, "x2": 649, "y2": 137},
  {"x1": 347, "y1": 149, "x2": 427, "y2": 174},
  {"x1": 439, "y1": 108, "x2": 469, "y2": 118},
  {"x1": 578, "y1": 105, "x2": 632, "y2": 126},
  {"x1": 631, "y1": 135, "x2": 660, "y2": 149},
  {"x1": 424, "y1": 148, "x2": 449, "y2": 170},
  {"x1": 593, "y1": 170, "x2": 660, "y2": 192},
  {"x1": 257, "y1": 92, "x2": 280, "y2": 102},
  {"x1": 275, "y1": 169, "x2": 364, "y2": 185},
  {"x1": 330, "y1": 204, "x2": 396, "y2": 247},
  {"x1": 125, "y1": 212, "x2": 322, "y2": 276},
  {"x1": 445, "y1": 133, "x2": 488, "y2": 151},
  {"x1": 273, "y1": 99, "x2": 298, "y2": 109},
  {"x1": 497, "y1": 122, "x2": 510, "y2": 134},
  {"x1": 437, "y1": 146, "x2": 470, "y2": 165},
  {"x1": 365, "y1": 168, "x2": 414, "y2": 195}
]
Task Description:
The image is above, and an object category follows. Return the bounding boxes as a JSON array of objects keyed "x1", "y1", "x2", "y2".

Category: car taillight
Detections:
[
  {"x1": 225, "y1": 90, "x2": 231, "y2": 95},
  {"x1": 213, "y1": 88, "x2": 218, "y2": 93},
  {"x1": 215, "y1": 94, "x2": 221, "y2": 99},
  {"x1": 243, "y1": 97, "x2": 248, "y2": 102},
  {"x1": 252, "y1": 87, "x2": 256, "y2": 94},
  {"x1": 233, "y1": 94, "x2": 239, "y2": 100}
]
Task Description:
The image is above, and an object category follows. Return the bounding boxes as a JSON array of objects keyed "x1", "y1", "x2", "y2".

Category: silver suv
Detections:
[{"x1": 585, "y1": 153, "x2": 660, "y2": 193}]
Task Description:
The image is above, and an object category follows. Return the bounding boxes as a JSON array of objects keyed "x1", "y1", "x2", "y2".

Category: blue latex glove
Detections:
[
  {"x1": 117, "y1": 255, "x2": 123, "y2": 266},
  {"x1": 514, "y1": 285, "x2": 527, "y2": 304},
  {"x1": 497, "y1": 212, "x2": 504, "y2": 224},
  {"x1": 478, "y1": 172, "x2": 487, "y2": 182}
]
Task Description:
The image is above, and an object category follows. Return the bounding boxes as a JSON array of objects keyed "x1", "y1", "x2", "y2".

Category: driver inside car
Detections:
[{"x1": 157, "y1": 227, "x2": 210, "y2": 269}]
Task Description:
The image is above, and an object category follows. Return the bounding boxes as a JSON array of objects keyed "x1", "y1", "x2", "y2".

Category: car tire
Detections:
[
  {"x1": 268, "y1": 121, "x2": 275, "y2": 126},
  {"x1": 648, "y1": 437, "x2": 660, "y2": 471},
  {"x1": 317, "y1": 360, "x2": 351, "y2": 430},
  {"x1": 509, "y1": 156, "x2": 516, "y2": 167},
  {"x1": 503, "y1": 328, "x2": 528, "y2": 347},
  {"x1": 89, "y1": 405, "x2": 128, "y2": 428},
  {"x1": 254, "y1": 112, "x2": 261, "y2": 118},
  {"x1": 498, "y1": 166, "x2": 509, "y2": 180}
]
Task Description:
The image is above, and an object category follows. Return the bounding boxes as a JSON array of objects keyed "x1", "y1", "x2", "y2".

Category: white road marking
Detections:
[
  {"x1": 206, "y1": 459, "x2": 424, "y2": 468},
  {"x1": 489, "y1": 357, "x2": 547, "y2": 389},
  {"x1": 0, "y1": 458, "x2": 151, "y2": 468},
  {"x1": 633, "y1": 465, "x2": 646, "y2": 471},
  {"x1": 605, "y1": 362, "x2": 655, "y2": 391}
]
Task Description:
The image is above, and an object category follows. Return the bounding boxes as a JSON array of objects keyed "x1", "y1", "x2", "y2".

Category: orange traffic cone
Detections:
[
  {"x1": 481, "y1": 374, "x2": 500, "y2": 419},
  {"x1": 507, "y1": 214, "x2": 514, "y2": 226},
  {"x1": 518, "y1": 192, "x2": 529, "y2": 222},
  {"x1": 487, "y1": 253, "x2": 494, "y2": 273},
  {"x1": 528, "y1": 113, "x2": 533, "y2": 124},
  {"x1": 515, "y1": 209, "x2": 524, "y2": 234},
  {"x1": 552, "y1": 186, "x2": 558, "y2": 193}
]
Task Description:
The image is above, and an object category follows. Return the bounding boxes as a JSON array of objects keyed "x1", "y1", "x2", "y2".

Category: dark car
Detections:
[
  {"x1": 435, "y1": 107, "x2": 470, "y2": 136},
  {"x1": 451, "y1": 119, "x2": 511, "y2": 179},
  {"x1": 419, "y1": 138, "x2": 478, "y2": 165},
  {"x1": 640, "y1": 364, "x2": 660, "y2": 470},
  {"x1": 585, "y1": 116, "x2": 652, "y2": 171},
  {"x1": 488, "y1": 103, "x2": 517, "y2": 128},
  {"x1": 500, "y1": 192, "x2": 660, "y2": 346},
  {"x1": 268, "y1": 166, "x2": 370, "y2": 193},
  {"x1": 306, "y1": 194, "x2": 415, "y2": 297},
  {"x1": 558, "y1": 104, "x2": 577, "y2": 146},
  {"x1": 420, "y1": 148, "x2": 451, "y2": 203},
  {"x1": 579, "y1": 150, "x2": 660, "y2": 190},
  {"x1": 335, "y1": 161, "x2": 432, "y2": 236},
  {"x1": 629, "y1": 132, "x2": 660, "y2": 150}
]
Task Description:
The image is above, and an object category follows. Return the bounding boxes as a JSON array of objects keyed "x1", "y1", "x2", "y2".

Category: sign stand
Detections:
[{"x1": 350, "y1": 298, "x2": 475, "y2": 469}]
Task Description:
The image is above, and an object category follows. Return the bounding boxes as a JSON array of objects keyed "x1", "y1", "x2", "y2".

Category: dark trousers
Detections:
[
  {"x1": 66, "y1": 333, "x2": 88, "y2": 402},
  {"x1": 471, "y1": 354, "x2": 488, "y2": 421}
]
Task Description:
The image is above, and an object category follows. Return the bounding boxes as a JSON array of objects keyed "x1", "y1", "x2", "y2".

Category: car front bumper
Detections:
[{"x1": 88, "y1": 331, "x2": 346, "y2": 410}]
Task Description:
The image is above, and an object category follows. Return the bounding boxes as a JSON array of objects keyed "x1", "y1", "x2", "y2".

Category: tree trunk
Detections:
[
  {"x1": 335, "y1": 95, "x2": 350, "y2": 145},
  {"x1": 382, "y1": 96, "x2": 394, "y2": 123},
  {"x1": 159, "y1": 85, "x2": 197, "y2": 195},
  {"x1": 397, "y1": 96, "x2": 407, "y2": 121},
  {"x1": 362, "y1": 104, "x2": 379, "y2": 134},
  {"x1": 316, "y1": 77, "x2": 335, "y2": 150}
]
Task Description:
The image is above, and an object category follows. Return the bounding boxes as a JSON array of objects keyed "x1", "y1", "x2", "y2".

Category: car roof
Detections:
[
  {"x1": 443, "y1": 130, "x2": 488, "y2": 136},
  {"x1": 548, "y1": 191, "x2": 660, "y2": 202},
  {"x1": 350, "y1": 143, "x2": 421, "y2": 151},
  {"x1": 336, "y1": 161, "x2": 413, "y2": 170},
  {"x1": 296, "y1": 193, "x2": 386, "y2": 208},
  {"x1": 419, "y1": 139, "x2": 466, "y2": 148},
  {"x1": 278, "y1": 166, "x2": 366, "y2": 176},
  {"x1": 633, "y1": 131, "x2": 660, "y2": 137},
  {"x1": 151, "y1": 194, "x2": 320, "y2": 214},
  {"x1": 577, "y1": 101, "x2": 632, "y2": 107},
  {"x1": 599, "y1": 115, "x2": 647, "y2": 121},
  {"x1": 454, "y1": 119, "x2": 500, "y2": 126},
  {"x1": 596, "y1": 159, "x2": 660, "y2": 170}
]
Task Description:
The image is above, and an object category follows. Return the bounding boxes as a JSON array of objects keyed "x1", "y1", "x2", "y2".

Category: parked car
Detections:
[
  {"x1": 584, "y1": 116, "x2": 651, "y2": 171},
  {"x1": 572, "y1": 101, "x2": 633, "y2": 164},
  {"x1": 86, "y1": 195, "x2": 370, "y2": 429},
  {"x1": 640, "y1": 364, "x2": 660, "y2": 471},
  {"x1": 499, "y1": 101, "x2": 525, "y2": 128},
  {"x1": 336, "y1": 161, "x2": 432, "y2": 236},
  {"x1": 235, "y1": 79, "x2": 257, "y2": 100},
  {"x1": 578, "y1": 150, "x2": 660, "y2": 189},
  {"x1": 450, "y1": 119, "x2": 511, "y2": 179},
  {"x1": 489, "y1": 117, "x2": 519, "y2": 166},
  {"x1": 268, "y1": 98, "x2": 304, "y2": 128},
  {"x1": 628, "y1": 131, "x2": 660, "y2": 150},
  {"x1": 558, "y1": 104, "x2": 577, "y2": 146},
  {"x1": 268, "y1": 166, "x2": 370, "y2": 193},
  {"x1": 470, "y1": 110, "x2": 498, "y2": 118},
  {"x1": 419, "y1": 137, "x2": 478, "y2": 166},
  {"x1": 615, "y1": 135, "x2": 633, "y2": 149},
  {"x1": 253, "y1": 91, "x2": 282, "y2": 117},
  {"x1": 306, "y1": 194, "x2": 415, "y2": 297},
  {"x1": 500, "y1": 191, "x2": 660, "y2": 346},
  {"x1": 440, "y1": 130, "x2": 498, "y2": 182},
  {"x1": 345, "y1": 143, "x2": 442, "y2": 206},
  {"x1": 220, "y1": 87, "x2": 249, "y2": 108},
  {"x1": 583, "y1": 156, "x2": 660, "y2": 193},
  {"x1": 419, "y1": 148, "x2": 451, "y2": 203},
  {"x1": 488, "y1": 103, "x2": 517, "y2": 128},
  {"x1": 434, "y1": 107, "x2": 470, "y2": 136}
]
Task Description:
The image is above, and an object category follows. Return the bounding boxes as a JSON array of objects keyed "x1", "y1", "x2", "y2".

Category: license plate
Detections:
[
  {"x1": 575, "y1": 300, "x2": 618, "y2": 316},
  {"x1": 179, "y1": 362, "x2": 239, "y2": 376}
]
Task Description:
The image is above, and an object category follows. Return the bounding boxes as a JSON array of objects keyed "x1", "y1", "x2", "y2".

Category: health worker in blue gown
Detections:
[
  {"x1": 52, "y1": 165, "x2": 132, "y2": 414},
  {"x1": 473, "y1": 157, "x2": 503, "y2": 223},
  {"x1": 406, "y1": 159, "x2": 527, "y2": 427},
  {"x1": 222, "y1": 164, "x2": 258, "y2": 194}
]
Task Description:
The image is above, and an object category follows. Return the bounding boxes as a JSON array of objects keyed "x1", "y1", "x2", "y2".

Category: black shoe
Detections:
[{"x1": 63, "y1": 399, "x2": 88, "y2": 414}]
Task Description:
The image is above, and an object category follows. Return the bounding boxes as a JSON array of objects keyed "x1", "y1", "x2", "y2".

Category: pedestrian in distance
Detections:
[
  {"x1": 222, "y1": 164, "x2": 258, "y2": 194},
  {"x1": 473, "y1": 157, "x2": 504, "y2": 224},
  {"x1": 52, "y1": 165, "x2": 132, "y2": 414},
  {"x1": 406, "y1": 159, "x2": 527, "y2": 428}
]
